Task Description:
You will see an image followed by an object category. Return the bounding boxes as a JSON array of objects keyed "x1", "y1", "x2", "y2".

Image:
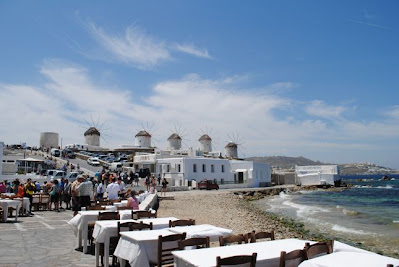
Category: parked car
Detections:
[
  {"x1": 62, "y1": 149, "x2": 75, "y2": 159},
  {"x1": 197, "y1": 179, "x2": 219, "y2": 190},
  {"x1": 47, "y1": 170, "x2": 66, "y2": 180},
  {"x1": 65, "y1": 172, "x2": 80, "y2": 182},
  {"x1": 50, "y1": 148, "x2": 61, "y2": 157},
  {"x1": 87, "y1": 157, "x2": 100, "y2": 166}
]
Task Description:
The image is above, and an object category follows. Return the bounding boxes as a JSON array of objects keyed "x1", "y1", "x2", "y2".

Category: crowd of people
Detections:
[{"x1": 1, "y1": 169, "x2": 168, "y2": 216}]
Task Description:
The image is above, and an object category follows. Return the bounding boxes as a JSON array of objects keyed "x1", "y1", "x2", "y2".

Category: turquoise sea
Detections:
[{"x1": 254, "y1": 174, "x2": 399, "y2": 256}]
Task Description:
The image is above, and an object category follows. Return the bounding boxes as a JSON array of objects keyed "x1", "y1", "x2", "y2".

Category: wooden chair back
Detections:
[
  {"x1": 304, "y1": 240, "x2": 334, "y2": 259},
  {"x1": 216, "y1": 252, "x2": 257, "y2": 267},
  {"x1": 178, "y1": 237, "x2": 210, "y2": 250},
  {"x1": 155, "y1": 233, "x2": 186, "y2": 267},
  {"x1": 279, "y1": 249, "x2": 305, "y2": 267},
  {"x1": 98, "y1": 211, "x2": 119, "y2": 220},
  {"x1": 135, "y1": 210, "x2": 157, "y2": 219},
  {"x1": 87, "y1": 205, "x2": 106, "y2": 210},
  {"x1": 97, "y1": 200, "x2": 112, "y2": 206},
  {"x1": 169, "y1": 219, "x2": 196, "y2": 227},
  {"x1": 219, "y1": 234, "x2": 249, "y2": 246},
  {"x1": 249, "y1": 231, "x2": 275, "y2": 243}
]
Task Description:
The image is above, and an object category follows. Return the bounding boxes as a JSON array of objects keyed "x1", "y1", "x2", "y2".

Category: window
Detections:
[
  {"x1": 221, "y1": 165, "x2": 225, "y2": 173},
  {"x1": 166, "y1": 165, "x2": 170, "y2": 172},
  {"x1": 193, "y1": 164, "x2": 197, "y2": 172},
  {"x1": 202, "y1": 164, "x2": 206, "y2": 172},
  {"x1": 177, "y1": 164, "x2": 181, "y2": 172},
  {"x1": 211, "y1": 164, "x2": 215, "y2": 173}
]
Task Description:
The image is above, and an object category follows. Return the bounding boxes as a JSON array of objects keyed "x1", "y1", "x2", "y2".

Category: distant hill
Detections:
[{"x1": 246, "y1": 156, "x2": 327, "y2": 169}]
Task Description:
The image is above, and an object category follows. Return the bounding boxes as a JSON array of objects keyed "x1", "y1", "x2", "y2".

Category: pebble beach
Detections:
[{"x1": 157, "y1": 189, "x2": 303, "y2": 240}]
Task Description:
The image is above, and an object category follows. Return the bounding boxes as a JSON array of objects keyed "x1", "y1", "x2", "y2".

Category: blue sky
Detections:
[{"x1": 1, "y1": 1, "x2": 399, "y2": 168}]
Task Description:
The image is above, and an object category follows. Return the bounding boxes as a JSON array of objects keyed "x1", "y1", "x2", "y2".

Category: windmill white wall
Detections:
[
  {"x1": 40, "y1": 132, "x2": 59, "y2": 150},
  {"x1": 198, "y1": 134, "x2": 212, "y2": 153},
  {"x1": 167, "y1": 133, "x2": 182, "y2": 150},
  {"x1": 225, "y1": 142, "x2": 238, "y2": 158},
  {"x1": 135, "y1": 130, "x2": 152, "y2": 148},
  {"x1": 84, "y1": 127, "x2": 100, "y2": 146}
]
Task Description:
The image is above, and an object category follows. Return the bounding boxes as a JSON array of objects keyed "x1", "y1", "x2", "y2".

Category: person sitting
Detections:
[{"x1": 126, "y1": 190, "x2": 139, "y2": 210}]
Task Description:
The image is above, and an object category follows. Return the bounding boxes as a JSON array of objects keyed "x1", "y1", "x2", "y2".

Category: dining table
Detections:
[
  {"x1": 168, "y1": 224, "x2": 233, "y2": 242},
  {"x1": 113, "y1": 228, "x2": 178, "y2": 267},
  {"x1": 0, "y1": 199, "x2": 21, "y2": 222},
  {"x1": 298, "y1": 251, "x2": 399, "y2": 267},
  {"x1": 172, "y1": 238, "x2": 316, "y2": 267}
]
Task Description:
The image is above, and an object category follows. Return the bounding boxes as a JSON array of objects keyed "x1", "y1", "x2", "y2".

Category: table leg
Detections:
[
  {"x1": 83, "y1": 224, "x2": 88, "y2": 253},
  {"x1": 78, "y1": 229, "x2": 82, "y2": 248},
  {"x1": 15, "y1": 204, "x2": 20, "y2": 222},
  {"x1": 104, "y1": 237, "x2": 109, "y2": 267},
  {"x1": 95, "y1": 240, "x2": 100, "y2": 267},
  {"x1": 119, "y1": 258, "x2": 125, "y2": 267}
]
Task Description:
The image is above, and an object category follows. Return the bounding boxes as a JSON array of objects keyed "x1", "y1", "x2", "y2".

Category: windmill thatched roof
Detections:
[
  {"x1": 198, "y1": 134, "x2": 212, "y2": 141},
  {"x1": 135, "y1": 130, "x2": 151, "y2": 137},
  {"x1": 84, "y1": 127, "x2": 100, "y2": 136},
  {"x1": 225, "y1": 142, "x2": 237, "y2": 148},
  {"x1": 167, "y1": 133, "x2": 182, "y2": 140}
]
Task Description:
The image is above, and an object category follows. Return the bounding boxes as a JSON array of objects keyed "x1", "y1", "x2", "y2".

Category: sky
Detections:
[{"x1": 1, "y1": 1, "x2": 399, "y2": 168}]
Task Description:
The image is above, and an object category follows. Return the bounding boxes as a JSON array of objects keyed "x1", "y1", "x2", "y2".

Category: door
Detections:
[{"x1": 238, "y1": 172, "x2": 244, "y2": 183}]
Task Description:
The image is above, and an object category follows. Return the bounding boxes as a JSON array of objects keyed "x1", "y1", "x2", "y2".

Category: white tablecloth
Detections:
[
  {"x1": 298, "y1": 251, "x2": 399, "y2": 267},
  {"x1": 92, "y1": 219, "x2": 137, "y2": 267},
  {"x1": 114, "y1": 229, "x2": 175, "y2": 267},
  {"x1": 173, "y1": 239, "x2": 314, "y2": 267},
  {"x1": 102, "y1": 205, "x2": 117, "y2": 211},
  {"x1": 169, "y1": 224, "x2": 233, "y2": 242},
  {"x1": 0, "y1": 199, "x2": 21, "y2": 222},
  {"x1": 138, "y1": 217, "x2": 179, "y2": 230}
]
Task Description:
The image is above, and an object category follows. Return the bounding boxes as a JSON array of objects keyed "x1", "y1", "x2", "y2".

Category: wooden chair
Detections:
[
  {"x1": 304, "y1": 240, "x2": 334, "y2": 259},
  {"x1": 86, "y1": 205, "x2": 106, "y2": 210},
  {"x1": 97, "y1": 200, "x2": 112, "y2": 206},
  {"x1": 249, "y1": 230, "x2": 275, "y2": 243},
  {"x1": 40, "y1": 195, "x2": 50, "y2": 210},
  {"x1": 169, "y1": 219, "x2": 195, "y2": 227},
  {"x1": 279, "y1": 249, "x2": 306, "y2": 267},
  {"x1": 0, "y1": 207, "x2": 3, "y2": 220},
  {"x1": 135, "y1": 210, "x2": 157, "y2": 219},
  {"x1": 178, "y1": 237, "x2": 210, "y2": 250},
  {"x1": 150, "y1": 233, "x2": 186, "y2": 267},
  {"x1": 88, "y1": 211, "x2": 120, "y2": 253},
  {"x1": 32, "y1": 195, "x2": 41, "y2": 211},
  {"x1": 219, "y1": 234, "x2": 249, "y2": 246},
  {"x1": 216, "y1": 252, "x2": 257, "y2": 267}
]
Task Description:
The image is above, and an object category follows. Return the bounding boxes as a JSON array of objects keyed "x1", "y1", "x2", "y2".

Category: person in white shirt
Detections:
[
  {"x1": 106, "y1": 178, "x2": 120, "y2": 200},
  {"x1": 97, "y1": 181, "x2": 104, "y2": 200}
]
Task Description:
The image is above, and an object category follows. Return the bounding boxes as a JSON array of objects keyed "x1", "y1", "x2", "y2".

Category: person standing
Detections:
[
  {"x1": 106, "y1": 178, "x2": 120, "y2": 200},
  {"x1": 63, "y1": 179, "x2": 72, "y2": 210},
  {"x1": 118, "y1": 177, "x2": 126, "y2": 199},
  {"x1": 145, "y1": 176, "x2": 150, "y2": 192},
  {"x1": 76, "y1": 175, "x2": 92, "y2": 211},
  {"x1": 96, "y1": 181, "x2": 104, "y2": 200},
  {"x1": 161, "y1": 178, "x2": 168, "y2": 197},
  {"x1": 49, "y1": 179, "x2": 61, "y2": 212},
  {"x1": 71, "y1": 177, "x2": 81, "y2": 216},
  {"x1": 24, "y1": 178, "x2": 35, "y2": 215},
  {"x1": 157, "y1": 174, "x2": 161, "y2": 186}
]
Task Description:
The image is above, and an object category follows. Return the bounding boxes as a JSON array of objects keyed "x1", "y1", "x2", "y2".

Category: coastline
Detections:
[{"x1": 157, "y1": 187, "x2": 398, "y2": 258}]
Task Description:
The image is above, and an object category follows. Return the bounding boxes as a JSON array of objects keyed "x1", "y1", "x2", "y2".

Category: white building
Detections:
[
  {"x1": 84, "y1": 127, "x2": 100, "y2": 147},
  {"x1": 295, "y1": 165, "x2": 341, "y2": 186},
  {"x1": 132, "y1": 149, "x2": 271, "y2": 188}
]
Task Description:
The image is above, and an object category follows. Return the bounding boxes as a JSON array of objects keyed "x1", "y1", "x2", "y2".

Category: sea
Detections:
[{"x1": 254, "y1": 174, "x2": 399, "y2": 256}]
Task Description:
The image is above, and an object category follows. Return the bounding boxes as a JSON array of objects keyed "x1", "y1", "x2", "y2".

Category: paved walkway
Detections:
[{"x1": 0, "y1": 210, "x2": 95, "y2": 267}]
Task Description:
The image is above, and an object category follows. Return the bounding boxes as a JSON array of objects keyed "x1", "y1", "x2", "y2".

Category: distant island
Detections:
[{"x1": 246, "y1": 156, "x2": 399, "y2": 175}]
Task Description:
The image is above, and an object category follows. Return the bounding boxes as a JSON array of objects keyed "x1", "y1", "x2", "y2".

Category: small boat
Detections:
[{"x1": 380, "y1": 175, "x2": 392, "y2": 181}]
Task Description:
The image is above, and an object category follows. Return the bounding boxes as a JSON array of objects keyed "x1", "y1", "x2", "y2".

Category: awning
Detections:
[
  {"x1": 17, "y1": 157, "x2": 44, "y2": 162},
  {"x1": 234, "y1": 169, "x2": 248, "y2": 172}
]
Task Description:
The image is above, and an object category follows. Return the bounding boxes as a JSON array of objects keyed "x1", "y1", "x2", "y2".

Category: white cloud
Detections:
[
  {"x1": 84, "y1": 22, "x2": 213, "y2": 69},
  {"x1": 87, "y1": 23, "x2": 172, "y2": 69},
  {"x1": 384, "y1": 105, "x2": 399, "y2": 120},
  {"x1": 1, "y1": 61, "x2": 399, "y2": 168},
  {"x1": 305, "y1": 100, "x2": 347, "y2": 119},
  {"x1": 174, "y1": 43, "x2": 212, "y2": 59}
]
